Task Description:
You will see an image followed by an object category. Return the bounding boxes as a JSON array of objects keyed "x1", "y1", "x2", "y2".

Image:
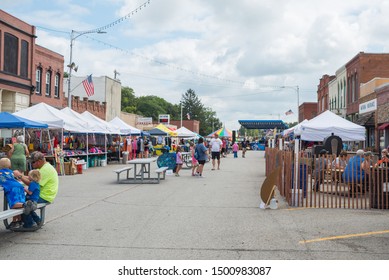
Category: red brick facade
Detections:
[
  {"x1": 31, "y1": 45, "x2": 64, "y2": 108},
  {"x1": 317, "y1": 74, "x2": 335, "y2": 114},
  {"x1": 299, "y1": 102, "x2": 318, "y2": 121},
  {"x1": 0, "y1": 9, "x2": 35, "y2": 97},
  {"x1": 170, "y1": 120, "x2": 200, "y2": 134},
  {"x1": 0, "y1": 9, "x2": 106, "y2": 119},
  {"x1": 65, "y1": 96, "x2": 106, "y2": 120},
  {"x1": 345, "y1": 52, "x2": 389, "y2": 118}
]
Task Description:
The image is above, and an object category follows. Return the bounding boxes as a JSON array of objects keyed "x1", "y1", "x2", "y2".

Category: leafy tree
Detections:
[
  {"x1": 120, "y1": 87, "x2": 222, "y2": 134},
  {"x1": 121, "y1": 86, "x2": 137, "y2": 113}
]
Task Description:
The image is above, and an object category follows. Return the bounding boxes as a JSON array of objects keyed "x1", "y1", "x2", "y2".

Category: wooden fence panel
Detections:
[{"x1": 265, "y1": 148, "x2": 389, "y2": 210}]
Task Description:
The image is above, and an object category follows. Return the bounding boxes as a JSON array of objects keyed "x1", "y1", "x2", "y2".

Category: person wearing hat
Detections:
[
  {"x1": 313, "y1": 149, "x2": 328, "y2": 191},
  {"x1": 342, "y1": 149, "x2": 365, "y2": 195},
  {"x1": 14, "y1": 151, "x2": 58, "y2": 204}
]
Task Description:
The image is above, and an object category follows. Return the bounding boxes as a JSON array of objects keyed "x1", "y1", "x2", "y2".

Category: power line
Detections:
[{"x1": 80, "y1": 0, "x2": 152, "y2": 34}]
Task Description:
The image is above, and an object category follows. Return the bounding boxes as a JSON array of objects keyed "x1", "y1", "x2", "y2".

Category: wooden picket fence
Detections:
[{"x1": 265, "y1": 148, "x2": 389, "y2": 210}]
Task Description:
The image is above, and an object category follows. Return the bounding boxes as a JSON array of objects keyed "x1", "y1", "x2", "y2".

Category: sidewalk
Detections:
[{"x1": 1, "y1": 150, "x2": 389, "y2": 260}]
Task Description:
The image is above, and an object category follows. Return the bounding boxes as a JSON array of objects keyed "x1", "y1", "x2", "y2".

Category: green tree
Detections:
[
  {"x1": 180, "y1": 89, "x2": 221, "y2": 136},
  {"x1": 180, "y1": 88, "x2": 204, "y2": 121},
  {"x1": 121, "y1": 86, "x2": 137, "y2": 113}
]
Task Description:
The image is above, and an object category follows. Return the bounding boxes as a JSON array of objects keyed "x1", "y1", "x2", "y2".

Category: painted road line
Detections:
[{"x1": 300, "y1": 229, "x2": 389, "y2": 244}]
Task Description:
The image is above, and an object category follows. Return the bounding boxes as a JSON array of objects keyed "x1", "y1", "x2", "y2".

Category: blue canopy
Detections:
[
  {"x1": 238, "y1": 120, "x2": 288, "y2": 130},
  {"x1": 0, "y1": 112, "x2": 48, "y2": 128}
]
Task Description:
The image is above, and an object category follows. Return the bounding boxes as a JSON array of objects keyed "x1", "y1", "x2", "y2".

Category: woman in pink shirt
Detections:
[
  {"x1": 175, "y1": 146, "x2": 183, "y2": 177},
  {"x1": 232, "y1": 142, "x2": 239, "y2": 158}
]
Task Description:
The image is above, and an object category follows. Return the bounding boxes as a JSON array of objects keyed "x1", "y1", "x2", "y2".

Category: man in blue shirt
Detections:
[{"x1": 342, "y1": 149, "x2": 365, "y2": 195}]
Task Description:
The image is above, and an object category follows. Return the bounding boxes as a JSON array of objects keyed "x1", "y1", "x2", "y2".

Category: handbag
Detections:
[{"x1": 194, "y1": 146, "x2": 200, "y2": 160}]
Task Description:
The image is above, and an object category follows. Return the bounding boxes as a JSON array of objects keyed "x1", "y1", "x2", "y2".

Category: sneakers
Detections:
[
  {"x1": 9, "y1": 221, "x2": 23, "y2": 229},
  {"x1": 23, "y1": 200, "x2": 37, "y2": 215},
  {"x1": 175, "y1": 173, "x2": 180, "y2": 177}
]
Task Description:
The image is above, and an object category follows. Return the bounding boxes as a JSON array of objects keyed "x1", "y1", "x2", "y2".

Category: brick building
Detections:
[
  {"x1": 0, "y1": 9, "x2": 36, "y2": 112},
  {"x1": 32, "y1": 45, "x2": 64, "y2": 108},
  {"x1": 317, "y1": 74, "x2": 335, "y2": 115},
  {"x1": 299, "y1": 102, "x2": 318, "y2": 121},
  {"x1": 345, "y1": 52, "x2": 389, "y2": 122},
  {"x1": 0, "y1": 9, "x2": 107, "y2": 120}
]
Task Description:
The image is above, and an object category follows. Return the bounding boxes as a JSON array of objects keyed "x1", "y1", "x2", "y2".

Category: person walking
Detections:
[
  {"x1": 209, "y1": 133, "x2": 222, "y2": 170},
  {"x1": 194, "y1": 137, "x2": 208, "y2": 177},
  {"x1": 189, "y1": 142, "x2": 199, "y2": 176},
  {"x1": 232, "y1": 142, "x2": 239, "y2": 158},
  {"x1": 175, "y1": 146, "x2": 183, "y2": 176},
  {"x1": 241, "y1": 139, "x2": 247, "y2": 158}
]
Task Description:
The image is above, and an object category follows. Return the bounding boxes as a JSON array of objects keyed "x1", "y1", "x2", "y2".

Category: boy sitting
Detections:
[{"x1": 0, "y1": 158, "x2": 36, "y2": 229}]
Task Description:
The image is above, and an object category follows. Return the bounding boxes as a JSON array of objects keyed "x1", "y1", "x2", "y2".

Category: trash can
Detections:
[{"x1": 122, "y1": 152, "x2": 129, "y2": 164}]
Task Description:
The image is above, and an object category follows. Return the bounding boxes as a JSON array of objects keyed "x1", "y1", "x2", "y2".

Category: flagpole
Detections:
[{"x1": 180, "y1": 103, "x2": 183, "y2": 128}]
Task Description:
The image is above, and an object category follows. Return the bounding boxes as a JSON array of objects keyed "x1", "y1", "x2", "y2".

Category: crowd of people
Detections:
[
  {"x1": 173, "y1": 134, "x2": 251, "y2": 177},
  {"x1": 313, "y1": 148, "x2": 389, "y2": 193}
]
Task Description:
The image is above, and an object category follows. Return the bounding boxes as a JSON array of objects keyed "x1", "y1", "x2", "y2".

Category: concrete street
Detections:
[{"x1": 1, "y1": 150, "x2": 389, "y2": 260}]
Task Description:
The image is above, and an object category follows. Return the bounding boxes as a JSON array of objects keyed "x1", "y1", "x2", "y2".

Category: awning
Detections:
[
  {"x1": 355, "y1": 112, "x2": 375, "y2": 126},
  {"x1": 238, "y1": 120, "x2": 288, "y2": 130},
  {"x1": 378, "y1": 123, "x2": 389, "y2": 130}
]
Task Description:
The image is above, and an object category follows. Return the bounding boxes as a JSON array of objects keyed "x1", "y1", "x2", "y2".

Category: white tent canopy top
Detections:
[
  {"x1": 175, "y1": 126, "x2": 198, "y2": 138},
  {"x1": 282, "y1": 119, "x2": 309, "y2": 137},
  {"x1": 13, "y1": 102, "x2": 87, "y2": 132},
  {"x1": 295, "y1": 110, "x2": 366, "y2": 141},
  {"x1": 81, "y1": 111, "x2": 121, "y2": 134},
  {"x1": 108, "y1": 117, "x2": 141, "y2": 135}
]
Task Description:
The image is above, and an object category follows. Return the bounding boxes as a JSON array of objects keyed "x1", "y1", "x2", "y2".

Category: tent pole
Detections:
[{"x1": 86, "y1": 133, "x2": 89, "y2": 169}]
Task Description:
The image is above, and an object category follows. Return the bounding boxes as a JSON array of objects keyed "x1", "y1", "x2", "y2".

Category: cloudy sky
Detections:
[{"x1": 3, "y1": 0, "x2": 389, "y2": 130}]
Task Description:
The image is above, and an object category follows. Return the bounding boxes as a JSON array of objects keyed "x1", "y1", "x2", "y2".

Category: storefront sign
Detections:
[
  {"x1": 136, "y1": 117, "x2": 152, "y2": 125},
  {"x1": 159, "y1": 114, "x2": 170, "y2": 124},
  {"x1": 359, "y1": 98, "x2": 377, "y2": 114}
]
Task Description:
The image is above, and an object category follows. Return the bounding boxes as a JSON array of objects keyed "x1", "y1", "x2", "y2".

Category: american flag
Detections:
[
  {"x1": 82, "y1": 74, "x2": 94, "y2": 97},
  {"x1": 285, "y1": 109, "x2": 293, "y2": 115}
]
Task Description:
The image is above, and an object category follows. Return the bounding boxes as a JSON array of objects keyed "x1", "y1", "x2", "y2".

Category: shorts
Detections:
[
  {"x1": 198, "y1": 160, "x2": 206, "y2": 165},
  {"x1": 211, "y1": 151, "x2": 221, "y2": 160}
]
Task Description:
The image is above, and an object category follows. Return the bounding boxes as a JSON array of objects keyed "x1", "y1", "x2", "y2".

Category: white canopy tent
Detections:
[
  {"x1": 81, "y1": 111, "x2": 121, "y2": 134},
  {"x1": 14, "y1": 102, "x2": 86, "y2": 132},
  {"x1": 175, "y1": 126, "x2": 198, "y2": 138},
  {"x1": 108, "y1": 117, "x2": 141, "y2": 135},
  {"x1": 60, "y1": 107, "x2": 95, "y2": 133},
  {"x1": 282, "y1": 119, "x2": 309, "y2": 137},
  {"x1": 295, "y1": 110, "x2": 366, "y2": 141}
]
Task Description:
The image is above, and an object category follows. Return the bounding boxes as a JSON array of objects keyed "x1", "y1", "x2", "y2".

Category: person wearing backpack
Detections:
[{"x1": 194, "y1": 137, "x2": 208, "y2": 177}]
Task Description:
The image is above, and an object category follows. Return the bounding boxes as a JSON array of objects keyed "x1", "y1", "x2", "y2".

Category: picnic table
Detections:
[{"x1": 114, "y1": 157, "x2": 168, "y2": 184}]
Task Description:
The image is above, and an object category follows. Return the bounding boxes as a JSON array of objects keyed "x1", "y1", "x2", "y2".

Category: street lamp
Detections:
[
  {"x1": 67, "y1": 29, "x2": 106, "y2": 108},
  {"x1": 281, "y1": 85, "x2": 300, "y2": 123}
]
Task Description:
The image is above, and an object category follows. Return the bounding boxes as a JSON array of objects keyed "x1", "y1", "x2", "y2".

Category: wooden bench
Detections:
[
  {"x1": 113, "y1": 166, "x2": 133, "y2": 182},
  {"x1": 1, "y1": 186, "x2": 48, "y2": 232},
  {"x1": 155, "y1": 166, "x2": 169, "y2": 183}
]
